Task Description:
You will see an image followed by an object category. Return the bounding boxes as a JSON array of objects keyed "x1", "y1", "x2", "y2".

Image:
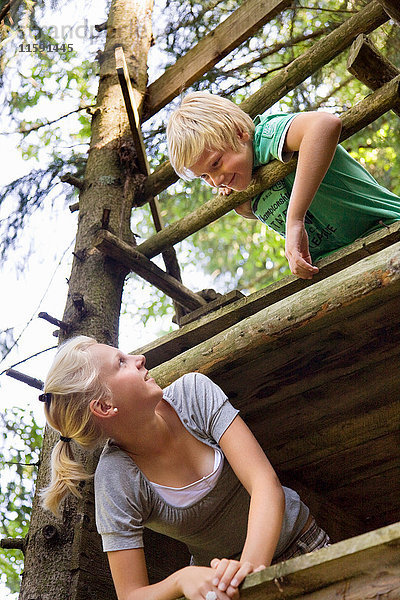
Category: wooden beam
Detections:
[
  {"x1": 236, "y1": 523, "x2": 400, "y2": 600},
  {"x1": 143, "y1": 0, "x2": 292, "y2": 120},
  {"x1": 115, "y1": 46, "x2": 149, "y2": 176},
  {"x1": 116, "y1": 46, "x2": 188, "y2": 321},
  {"x1": 347, "y1": 34, "x2": 400, "y2": 117},
  {"x1": 148, "y1": 240, "x2": 400, "y2": 388},
  {"x1": 133, "y1": 221, "x2": 400, "y2": 368},
  {"x1": 135, "y1": 75, "x2": 400, "y2": 260},
  {"x1": 377, "y1": 0, "x2": 400, "y2": 25},
  {"x1": 115, "y1": 46, "x2": 164, "y2": 231},
  {"x1": 140, "y1": 0, "x2": 388, "y2": 203},
  {"x1": 93, "y1": 229, "x2": 206, "y2": 311},
  {"x1": 240, "y1": 0, "x2": 388, "y2": 117}
]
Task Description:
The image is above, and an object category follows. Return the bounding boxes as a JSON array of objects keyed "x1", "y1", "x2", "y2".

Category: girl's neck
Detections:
[{"x1": 112, "y1": 398, "x2": 177, "y2": 460}]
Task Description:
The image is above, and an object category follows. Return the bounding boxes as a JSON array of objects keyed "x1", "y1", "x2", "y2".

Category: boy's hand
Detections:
[
  {"x1": 285, "y1": 221, "x2": 319, "y2": 279},
  {"x1": 218, "y1": 186, "x2": 232, "y2": 196}
]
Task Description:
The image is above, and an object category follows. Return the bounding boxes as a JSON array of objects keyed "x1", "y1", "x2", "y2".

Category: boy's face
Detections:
[{"x1": 189, "y1": 131, "x2": 253, "y2": 192}]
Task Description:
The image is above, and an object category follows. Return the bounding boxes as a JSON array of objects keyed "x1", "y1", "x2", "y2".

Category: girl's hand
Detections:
[
  {"x1": 210, "y1": 558, "x2": 265, "y2": 598},
  {"x1": 285, "y1": 220, "x2": 319, "y2": 279},
  {"x1": 178, "y1": 565, "x2": 233, "y2": 600}
]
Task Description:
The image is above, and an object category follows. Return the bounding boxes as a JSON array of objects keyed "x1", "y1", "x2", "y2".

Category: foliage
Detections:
[{"x1": 0, "y1": 406, "x2": 42, "y2": 594}]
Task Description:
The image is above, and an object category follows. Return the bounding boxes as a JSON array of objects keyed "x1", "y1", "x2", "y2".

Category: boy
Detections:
[{"x1": 167, "y1": 92, "x2": 400, "y2": 279}]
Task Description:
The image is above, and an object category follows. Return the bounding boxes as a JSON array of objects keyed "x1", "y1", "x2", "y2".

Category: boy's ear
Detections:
[
  {"x1": 237, "y1": 129, "x2": 250, "y2": 142},
  {"x1": 90, "y1": 398, "x2": 114, "y2": 419}
]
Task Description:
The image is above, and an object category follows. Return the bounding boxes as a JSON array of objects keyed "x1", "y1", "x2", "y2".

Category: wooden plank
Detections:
[
  {"x1": 148, "y1": 241, "x2": 400, "y2": 386},
  {"x1": 179, "y1": 523, "x2": 400, "y2": 599},
  {"x1": 137, "y1": 75, "x2": 400, "y2": 259},
  {"x1": 116, "y1": 45, "x2": 188, "y2": 322},
  {"x1": 93, "y1": 229, "x2": 206, "y2": 311},
  {"x1": 143, "y1": 0, "x2": 292, "y2": 120},
  {"x1": 115, "y1": 46, "x2": 150, "y2": 176},
  {"x1": 330, "y1": 468, "x2": 400, "y2": 527},
  {"x1": 115, "y1": 45, "x2": 164, "y2": 233},
  {"x1": 288, "y1": 433, "x2": 399, "y2": 493},
  {"x1": 225, "y1": 293, "x2": 400, "y2": 414},
  {"x1": 133, "y1": 222, "x2": 400, "y2": 368},
  {"x1": 140, "y1": 0, "x2": 389, "y2": 203},
  {"x1": 268, "y1": 400, "x2": 399, "y2": 473},
  {"x1": 281, "y1": 479, "x2": 366, "y2": 543},
  {"x1": 240, "y1": 0, "x2": 388, "y2": 117},
  {"x1": 377, "y1": 0, "x2": 400, "y2": 25},
  {"x1": 347, "y1": 34, "x2": 400, "y2": 117},
  {"x1": 178, "y1": 290, "x2": 245, "y2": 326}
]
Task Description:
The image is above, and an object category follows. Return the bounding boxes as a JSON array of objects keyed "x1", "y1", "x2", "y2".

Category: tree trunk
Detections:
[{"x1": 19, "y1": 2, "x2": 154, "y2": 598}]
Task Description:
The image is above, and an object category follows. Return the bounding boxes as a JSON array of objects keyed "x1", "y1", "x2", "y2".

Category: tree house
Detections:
[{"x1": 11, "y1": 1, "x2": 400, "y2": 598}]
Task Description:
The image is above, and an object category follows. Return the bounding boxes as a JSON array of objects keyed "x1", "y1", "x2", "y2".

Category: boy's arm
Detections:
[
  {"x1": 283, "y1": 112, "x2": 342, "y2": 279},
  {"x1": 234, "y1": 199, "x2": 258, "y2": 219},
  {"x1": 218, "y1": 188, "x2": 257, "y2": 219}
]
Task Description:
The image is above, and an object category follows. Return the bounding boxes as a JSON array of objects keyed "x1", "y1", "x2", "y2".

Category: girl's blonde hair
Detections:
[
  {"x1": 40, "y1": 335, "x2": 110, "y2": 516},
  {"x1": 167, "y1": 92, "x2": 255, "y2": 179}
]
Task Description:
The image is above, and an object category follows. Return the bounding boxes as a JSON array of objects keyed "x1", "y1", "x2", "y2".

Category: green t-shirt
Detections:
[{"x1": 251, "y1": 112, "x2": 400, "y2": 261}]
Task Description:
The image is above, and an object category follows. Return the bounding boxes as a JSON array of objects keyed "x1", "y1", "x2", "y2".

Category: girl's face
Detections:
[
  {"x1": 189, "y1": 131, "x2": 254, "y2": 192},
  {"x1": 89, "y1": 344, "x2": 163, "y2": 412}
]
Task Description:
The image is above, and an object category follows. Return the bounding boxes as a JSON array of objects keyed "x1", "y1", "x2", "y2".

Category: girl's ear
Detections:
[{"x1": 89, "y1": 398, "x2": 114, "y2": 418}]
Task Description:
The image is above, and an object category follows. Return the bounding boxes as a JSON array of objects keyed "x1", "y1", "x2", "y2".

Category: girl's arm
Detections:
[
  {"x1": 212, "y1": 416, "x2": 285, "y2": 596},
  {"x1": 283, "y1": 112, "x2": 342, "y2": 279},
  {"x1": 107, "y1": 547, "x2": 234, "y2": 600}
]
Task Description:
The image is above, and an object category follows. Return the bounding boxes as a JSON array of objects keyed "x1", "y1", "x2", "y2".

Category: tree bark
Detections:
[{"x1": 19, "y1": 2, "x2": 154, "y2": 599}]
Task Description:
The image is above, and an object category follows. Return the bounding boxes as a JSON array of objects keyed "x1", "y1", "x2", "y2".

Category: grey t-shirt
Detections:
[{"x1": 95, "y1": 373, "x2": 309, "y2": 565}]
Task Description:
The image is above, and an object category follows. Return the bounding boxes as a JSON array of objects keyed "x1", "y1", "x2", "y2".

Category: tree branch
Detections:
[
  {"x1": 60, "y1": 174, "x2": 84, "y2": 190},
  {"x1": 17, "y1": 105, "x2": 95, "y2": 135}
]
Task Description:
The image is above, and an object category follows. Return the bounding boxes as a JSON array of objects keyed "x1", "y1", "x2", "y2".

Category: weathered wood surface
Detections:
[
  {"x1": 284, "y1": 480, "x2": 366, "y2": 543},
  {"x1": 134, "y1": 221, "x2": 400, "y2": 369},
  {"x1": 141, "y1": 0, "x2": 389, "y2": 203},
  {"x1": 143, "y1": 0, "x2": 292, "y2": 120},
  {"x1": 93, "y1": 229, "x2": 206, "y2": 311},
  {"x1": 177, "y1": 523, "x2": 400, "y2": 599},
  {"x1": 115, "y1": 45, "x2": 186, "y2": 321},
  {"x1": 377, "y1": 0, "x2": 400, "y2": 25},
  {"x1": 347, "y1": 34, "x2": 400, "y2": 117},
  {"x1": 238, "y1": 523, "x2": 400, "y2": 600},
  {"x1": 179, "y1": 290, "x2": 245, "y2": 326},
  {"x1": 115, "y1": 46, "x2": 149, "y2": 176},
  {"x1": 148, "y1": 241, "x2": 400, "y2": 388},
  {"x1": 137, "y1": 75, "x2": 400, "y2": 259}
]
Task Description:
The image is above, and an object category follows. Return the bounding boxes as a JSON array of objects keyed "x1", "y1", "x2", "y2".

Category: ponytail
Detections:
[
  {"x1": 39, "y1": 336, "x2": 109, "y2": 516},
  {"x1": 40, "y1": 438, "x2": 92, "y2": 516}
]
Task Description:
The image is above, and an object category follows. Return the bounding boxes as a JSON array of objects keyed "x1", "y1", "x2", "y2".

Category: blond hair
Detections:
[
  {"x1": 40, "y1": 336, "x2": 110, "y2": 516},
  {"x1": 167, "y1": 92, "x2": 255, "y2": 179}
]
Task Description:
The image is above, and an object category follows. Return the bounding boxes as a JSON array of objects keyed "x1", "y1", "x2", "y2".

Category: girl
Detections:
[{"x1": 40, "y1": 336, "x2": 330, "y2": 600}]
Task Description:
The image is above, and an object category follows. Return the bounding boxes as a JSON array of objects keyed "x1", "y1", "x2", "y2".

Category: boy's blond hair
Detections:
[{"x1": 167, "y1": 92, "x2": 255, "y2": 179}]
